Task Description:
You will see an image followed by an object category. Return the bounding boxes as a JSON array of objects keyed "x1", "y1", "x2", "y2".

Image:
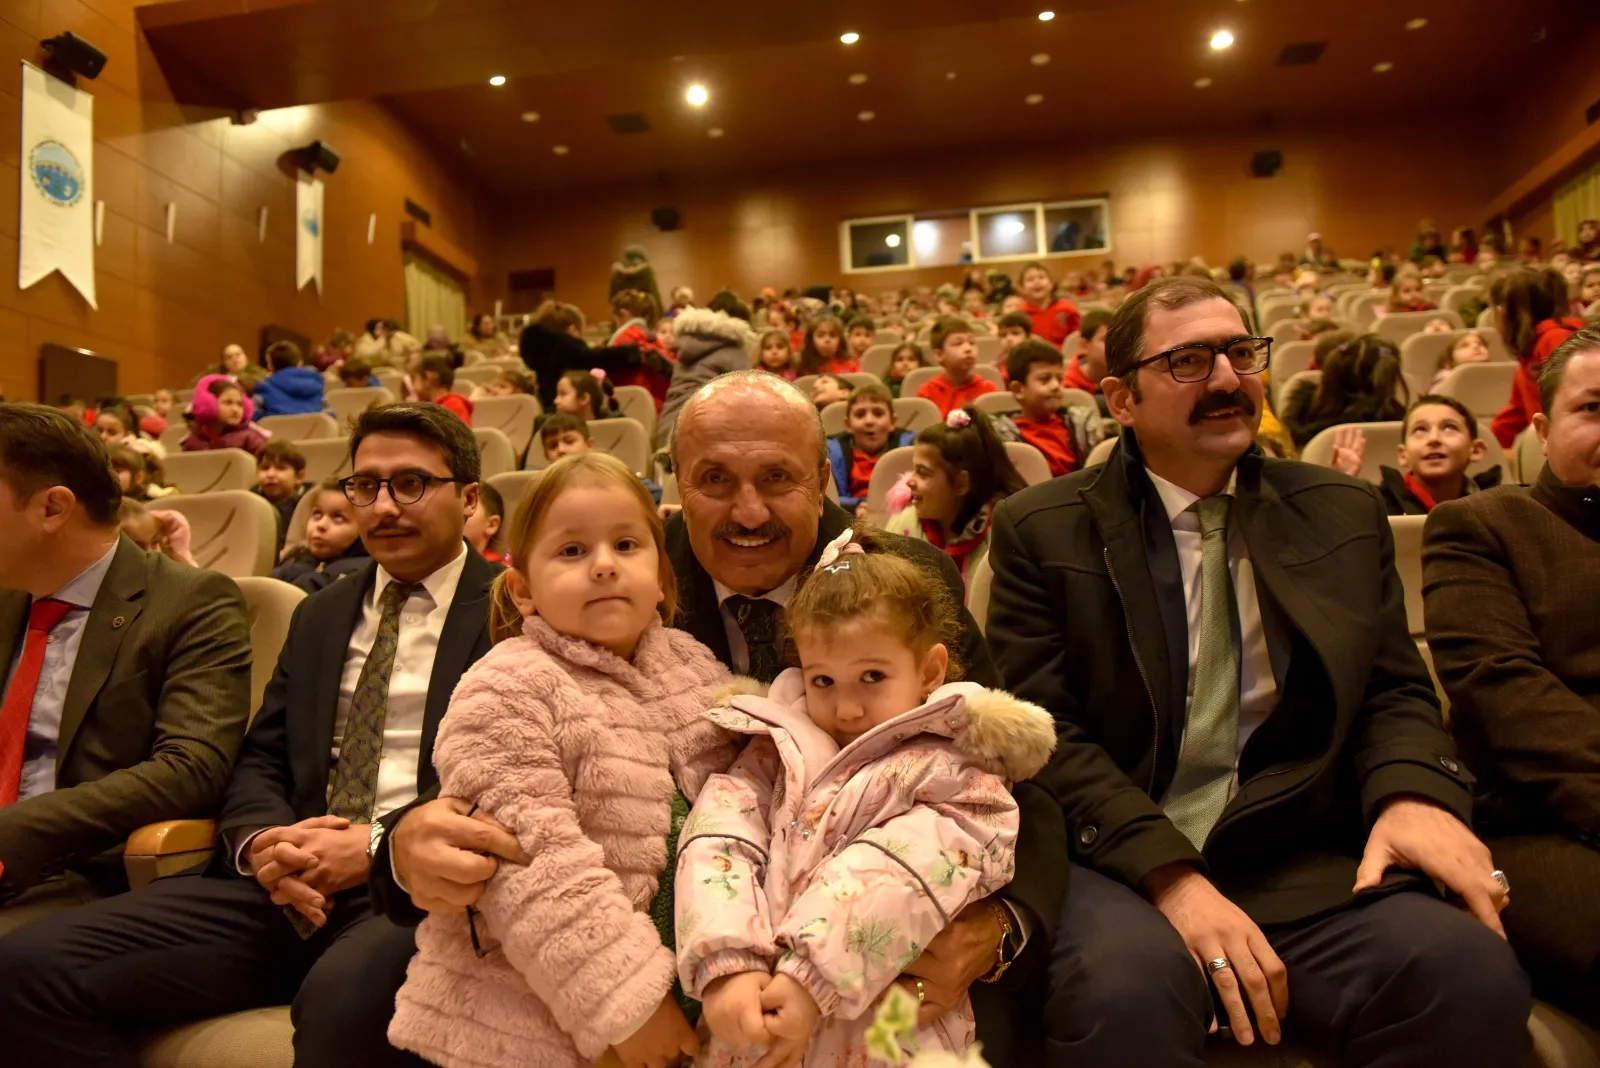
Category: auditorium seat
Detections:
[
  {"x1": 1257, "y1": 292, "x2": 1300, "y2": 326},
  {"x1": 974, "y1": 335, "x2": 1003, "y2": 363},
  {"x1": 137, "y1": 1006, "x2": 293, "y2": 1068},
  {"x1": 256, "y1": 413, "x2": 338, "y2": 441},
  {"x1": 1436, "y1": 361, "x2": 1518, "y2": 419},
  {"x1": 1084, "y1": 436, "x2": 1119, "y2": 467},
  {"x1": 1004, "y1": 441, "x2": 1053, "y2": 486},
  {"x1": 894, "y1": 397, "x2": 943, "y2": 433},
  {"x1": 372, "y1": 367, "x2": 404, "y2": 400},
  {"x1": 1388, "y1": 514, "x2": 1426, "y2": 636},
  {"x1": 966, "y1": 553, "x2": 993, "y2": 635},
  {"x1": 162, "y1": 449, "x2": 257, "y2": 494},
  {"x1": 487, "y1": 469, "x2": 543, "y2": 515},
  {"x1": 1399, "y1": 327, "x2": 1513, "y2": 387},
  {"x1": 148, "y1": 491, "x2": 278, "y2": 578},
  {"x1": 865, "y1": 445, "x2": 915, "y2": 527},
  {"x1": 325, "y1": 386, "x2": 394, "y2": 426},
  {"x1": 841, "y1": 372, "x2": 880, "y2": 391},
  {"x1": 900, "y1": 368, "x2": 940, "y2": 396},
  {"x1": 159, "y1": 424, "x2": 189, "y2": 452},
  {"x1": 974, "y1": 364, "x2": 1004, "y2": 388},
  {"x1": 862, "y1": 343, "x2": 899, "y2": 379},
  {"x1": 473, "y1": 427, "x2": 517, "y2": 480},
  {"x1": 472, "y1": 395, "x2": 540, "y2": 457},
  {"x1": 874, "y1": 329, "x2": 900, "y2": 346},
  {"x1": 293, "y1": 438, "x2": 354, "y2": 485},
  {"x1": 1061, "y1": 388, "x2": 1098, "y2": 411},
  {"x1": 584, "y1": 417, "x2": 651, "y2": 476},
  {"x1": 1300, "y1": 422, "x2": 1512, "y2": 485},
  {"x1": 1268, "y1": 341, "x2": 1317, "y2": 408},
  {"x1": 1514, "y1": 425, "x2": 1544, "y2": 484},
  {"x1": 613, "y1": 385, "x2": 656, "y2": 440},
  {"x1": 821, "y1": 401, "x2": 847, "y2": 437},
  {"x1": 453, "y1": 365, "x2": 501, "y2": 390},
  {"x1": 1376, "y1": 310, "x2": 1464, "y2": 346},
  {"x1": 974, "y1": 392, "x2": 1022, "y2": 418}
]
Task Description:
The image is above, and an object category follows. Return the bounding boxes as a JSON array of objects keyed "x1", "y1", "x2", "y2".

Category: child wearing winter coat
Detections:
[
  {"x1": 252, "y1": 340, "x2": 328, "y2": 417},
  {"x1": 656, "y1": 306, "x2": 756, "y2": 449},
  {"x1": 181, "y1": 375, "x2": 270, "y2": 455},
  {"x1": 267, "y1": 480, "x2": 370, "y2": 592},
  {"x1": 676, "y1": 529, "x2": 1056, "y2": 1068},
  {"x1": 388, "y1": 451, "x2": 742, "y2": 1068}
]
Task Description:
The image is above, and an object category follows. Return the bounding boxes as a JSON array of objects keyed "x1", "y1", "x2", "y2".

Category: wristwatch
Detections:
[
  {"x1": 979, "y1": 899, "x2": 1023, "y2": 983},
  {"x1": 367, "y1": 820, "x2": 387, "y2": 860}
]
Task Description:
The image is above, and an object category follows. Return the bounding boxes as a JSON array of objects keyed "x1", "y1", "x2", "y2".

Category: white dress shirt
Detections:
[
  {"x1": 1145, "y1": 469, "x2": 1278, "y2": 792},
  {"x1": 3, "y1": 541, "x2": 119, "y2": 801},
  {"x1": 713, "y1": 575, "x2": 798, "y2": 676}
]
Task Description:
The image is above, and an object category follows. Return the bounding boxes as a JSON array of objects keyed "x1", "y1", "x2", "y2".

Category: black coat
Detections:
[
  {"x1": 517, "y1": 323, "x2": 641, "y2": 412},
  {"x1": 1378, "y1": 464, "x2": 1502, "y2": 516},
  {"x1": 987, "y1": 432, "x2": 1472, "y2": 928}
]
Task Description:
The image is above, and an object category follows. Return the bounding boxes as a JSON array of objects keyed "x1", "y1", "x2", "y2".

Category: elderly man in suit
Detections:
[
  {"x1": 375, "y1": 370, "x2": 1069, "y2": 1065},
  {"x1": 988, "y1": 276, "x2": 1530, "y2": 1065},
  {"x1": 1425, "y1": 326, "x2": 1600, "y2": 1021},
  {"x1": 0, "y1": 404, "x2": 498, "y2": 1067},
  {"x1": 0, "y1": 404, "x2": 251, "y2": 931}
]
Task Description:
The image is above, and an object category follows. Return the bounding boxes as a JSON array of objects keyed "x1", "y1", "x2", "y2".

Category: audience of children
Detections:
[
  {"x1": 465, "y1": 481, "x2": 507, "y2": 565},
  {"x1": 996, "y1": 311, "x2": 1032, "y2": 360},
  {"x1": 411, "y1": 355, "x2": 475, "y2": 425},
  {"x1": 95, "y1": 402, "x2": 164, "y2": 459},
  {"x1": 1488, "y1": 268, "x2": 1588, "y2": 447},
  {"x1": 678, "y1": 528, "x2": 1055, "y2": 1068},
  {"x1": 181, "y1": 375, "x2": 270, "y2": 454},
  {"x1": 337, "y1": 358, "x2": 381, "y2": 390},
  {"x1": 387, "y1": 451, "x2": 740, "y2": 1068},
  {"x1": 1579, "y1": 265, "x2": 1600, "y2": 318},
  {"x1": 313, "y1": 327, "x2": 357, "y2": 372},
  {"x1": 1387, "y1": 275, "x2": 1438, "y2": 314},
  {"x1": 1324, "y1": 394, "x2": 1501, "y2": 514},
  {"x1": 539, "y1": 412, "x2": 664, "y2": 501},
  {"x1": 483, "y1": 366, "x2": 539, "y2": 397},
  {"x1": 884, "y1": 341, "x2": 928, "y2": 399},
  {"x1": 108, "y1": 446, "x2": 177, "y2": 502},
  {"x1": 994, "y1": 341, "x2": 1086, "y2": 478},
  {"x1": 117, "y1": 500, "x2": 196, "y2": 566},
  {"x1": 139, "y1": 389, "x2": 174, "y2": 437},
  {"x1": 826, "y1": 382, "x2": 916, "y2": 516},
  {"x1": 798, "y1": 316, "x2": 858, "y2": 376},
  {"x1": 1062, "y1": 309, "x2": 1112, "y2": 412},
  {"x1": 266, "y1": 479, "x2": 369, "y2": 592},
  {"x1": 916, "y1": 317, "x2": 999, "y2": 416},
  {"x1": 656, "y1": 306, "x2": 756, "y2": 449},
  {"x1": 553, "y1": 369, "x2": 619, "y2": 422},
  {"x1": 252, "y1": 340, "x2": 327, "y2": 418},
  {"x1": 886, "y1": 408, "x2": 1025, "y2": 581},
  {"x1": 755, "y1": 329, "x2": 798, "y2": 380},
  {"x1": 810, "y1": 373, "x2": 852, "y2": 410},
  {"x1": 845, "y1": 313, "x2": 878, "y2": 367},
  {"x1": 252, "y1": 440, "x2": 311, "y2": 558},
  {"x1": 1017, "y1": 261, "x2": 1082, "y2": 346},
  {"x1": 1281, "y1": 334, "x2": 1409, "y2": 449},
  {"x1": 1430, "y1": 329, "x2": 1492, "y2": 390}
]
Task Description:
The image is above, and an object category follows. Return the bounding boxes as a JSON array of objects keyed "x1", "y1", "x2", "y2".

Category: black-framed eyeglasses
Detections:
[
  {"x1": 340, "y1": 472, "x2": 467, "y2": 507},
  {"x1": 1135, "y1": 337, "x2": 1272, "y2": 383}
]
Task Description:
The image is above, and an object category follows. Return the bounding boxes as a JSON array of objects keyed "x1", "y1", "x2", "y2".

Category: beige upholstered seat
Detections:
[
  {"x1": 900, "y1": 367, "x2": 940, "y2": 397},
  {"x1": 256, "y1": 413, "x2": 338, "y2": 441},
  {"x1": 1436, "y1": 361, "x2": 1518, "y2": 419},
  {"x1": 453, "y1": 365, "x2": 501, "y2": 390},
  {"x1": 862, "y1": 343, "x2": 900, "y2": 379},
  {"x1": 473, "y1": 427, "x2": 517, "y2": 480},
  {"x1": 372, "y1": 367, "x2": 404, "y2": 400},
  {"x1": 974, "y1": 364, "x2": 1004, "y2": 388},
  {"x1": 821, "y1": 401, "x2": 848, "y2": 436},
  {"x1": 1004, "y1": 441, "x2": 1053, "y2": 486},
  {"x1": 966, "y1": 553, "x2": 993, "y2": 635},
  {"x1": 585, "y1": 418, "x2": 651, "y2": 476},
  {"x1": 974, "y1": 392, "x2": 1022, "y2": 417},
  {"x1": 973, "y1": 334, "x2": 1003, "y2": 363},
  {"x1": 472, "y1": 395, "x2": 541, "y2": 458},
  {"x1": 840, "y1": 372, "x2": 880, "y2": 391},
  {"x1": 1387, "y1": 514, "x2": 1426, "y2": 636},
  {"x1": 1084, "y1": 436, "x2": 1119, "y2": 467},
  {"x1": 293, "y1": 439, "x2": 354, "y2": 485},
  {"x1": 161, "y1": 449, "x2": 257, "y2": 494},
  {"x1": 1061, "y1": 388, "x2": 1098, "y2": 411},
  {"x1": 1376, "y1": 310, "x2": 1463, "y2": 346},
  {"x1": 612, "y1": 386, "x2": 656, "y2": 440},
  {"x1": 487, "y1": 470, "x2": 544, "y2": 517},
  {"x1": 148, "y1": 491, "x2": 279, "y2": 578},
  {"x1": 137, "y1": 1006, "x2": 293, "y2": 1068},
  {"x1": 159, "y1": 424, "x2": 188, "y2": 452},
  {"x1": 231, "y1": 577, "x2": 306, "y2": 717},
  {"x1": 1269, "y1": 341, "x2": 1318, "y2": 408},
  {"x1": 894, "y1": 397, "x2": 942, "y2": 433},
  {"x1": 325, "y1": 386, "x2": 393, "y2": 427},
  {"x1": 864, "y1": 445, "x2": 915, "y2": 527},
  {"x1": 1515, "y1": 425, "x2": 1545, "y2": 484},
  {"x1": 1399, "y1": 327, "x2": 1513, "y2": 387}
]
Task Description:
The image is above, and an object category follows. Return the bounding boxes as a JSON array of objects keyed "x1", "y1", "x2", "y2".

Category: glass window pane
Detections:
[
  {"x1": 974, "y1": 208, "x2": 1040, "y2": 261},
  {"x1": 1042, "y1": 201, "x2": 1110, "y2": 253},
  {"x1": 911, "y1": 213, "x2": 972, "y2": 268},
  {"x1": 846, "y1": 219, "x2": 910, "y2": 271}
]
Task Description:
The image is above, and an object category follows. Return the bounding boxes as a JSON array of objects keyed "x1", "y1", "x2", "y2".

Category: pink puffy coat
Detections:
[
  {"x1": 675, "y1": 670, "x2": 1056, "y2": 1067},
  {"x1": 388, "y1": 616, "x2": 744, "y2": 1068}
]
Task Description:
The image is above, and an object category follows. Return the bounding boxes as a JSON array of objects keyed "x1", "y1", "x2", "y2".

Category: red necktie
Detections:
[{"x1": 0, "y1": 598, "x2": 74, "y2": 805}]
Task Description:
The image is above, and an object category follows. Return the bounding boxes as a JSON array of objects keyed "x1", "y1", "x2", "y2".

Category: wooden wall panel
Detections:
[{"x1": 0, "y1": 0, "x2": 494, "y2": 401}]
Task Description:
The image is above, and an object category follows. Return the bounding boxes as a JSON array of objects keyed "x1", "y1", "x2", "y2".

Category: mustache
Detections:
[
  {"x1": 713, "y1": 521, "x2": 789, "y2": 542},
  {"x1": 1189, "y1": 390, "x2": 1256, "y2": 424},
  {"x1": 366, "y1": 520, "x2": 418, "y2": 536}
]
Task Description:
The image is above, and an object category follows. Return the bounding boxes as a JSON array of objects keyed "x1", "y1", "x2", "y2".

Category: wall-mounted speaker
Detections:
[
  {"x1": 651, "y1": 206, "x2": 681, "y2": 231},
  {"x1": 42, "y1": 32, "x2": 106, "y2": 80},
  {"x1": 1250, "y1": 150, "x2": 1283, "y2": 178},
  {"x1": 297, "y1": 141, "x2": 341, "y2": 175}
]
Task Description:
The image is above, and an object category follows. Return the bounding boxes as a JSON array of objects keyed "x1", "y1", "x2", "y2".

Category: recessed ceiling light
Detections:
[
  {"x1": 1031, "y1": 53, "x2": 1050, "y2": 65},
  {"x1": 1194, "y1": 76, "x2": 1213, "y2": 88},
  {"x1": 945, "y1": 71, "x2": 957, "y2": 80},
  {"x1": 885, "y1": 233, "x2": 901, "y2": 248},
  {"x1": 520, "y1": 111, "x2": 540, "y2": 123},
  {"x1": 1038, "y1": 10, "x2": 1056, "y2": 20},
  {"x1": 707, "y1": 127, "x2": 724, "y2": 138},
  {"x1": 686, "y1": 83, "x2": 709, "y2": 107},
  {"x1": 1210, "y1": 29, "x2": 1235, "y2": 50},
  {"x1": 848, "y1": 72, "x2": 868, "y2": 85},
  {"x1": 552, "y1": 145, "x2": 569, "y2": 155},
  {"x1": 488, "y1": 75, "x2": 506, "y2": 87},
  {"x1": 840, "y1": 31, "x2": 860, "y2": 44},
  {"x1": 1025, "y1": 93, "x2": 1044, "y2": 105},
  {"x1": 1373, "y1": 60, "x2": 1394, "y2": 72},
  {"x1": 1405, "y1": 17, "x2": 1428, "y2": 30},
  {"x1": 857, "y1": 109, "x2": 875, "y2": 121}
]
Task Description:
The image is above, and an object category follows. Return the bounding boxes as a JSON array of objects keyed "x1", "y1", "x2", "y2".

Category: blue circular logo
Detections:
[
  {"x1": 301, "y1": 208, "x2": 319, "y2": 237},
  {"x1": 28, "y1": 139, "x2": 83, "y2": 206}
]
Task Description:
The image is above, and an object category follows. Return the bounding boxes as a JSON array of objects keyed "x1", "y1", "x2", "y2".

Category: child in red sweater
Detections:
[
  {"x1": 916, "y1": 317, "x2": 998, "y2": 416},
  {"x1": 1489, "y1": 269, "x2": 1587, "y2": 446},
  {"x1": 1004, "y1": 340, "x2": 1079, "y2": 477},
  {"x1": 799, "y1": 317, "x2": 859, "y2": 375},
  {"x1": 412, "y1": 355, "x2": 475, "y2": 425},
  {"x1": 1018, "y1": 261, "x2": 1082, "y2": 346},
  {"x1": 757, "y1": 329, "x2": 798, "y2": 380},
  {"x1": 1061, "y1": 309, "x2": 1112, "y2": 414}
]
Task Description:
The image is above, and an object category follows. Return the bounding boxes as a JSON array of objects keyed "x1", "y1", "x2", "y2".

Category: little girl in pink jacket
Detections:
[
  {"x1": 676, "y1": 529, "x2": 1057, "y2": 1068},
  {"x1": 388, "y1": 452, "x2": 746, "y2": 1068}
]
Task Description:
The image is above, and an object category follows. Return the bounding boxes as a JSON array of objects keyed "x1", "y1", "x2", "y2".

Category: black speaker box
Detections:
[
  {"x1": 300, "y1": 141, "x2": 341, "y2": 175},
  {"x1": 651, "y1": 206, "x2": 681, "y2": 231},
  {"x1": 42, "y1": 33, "x2": 106, "y2": 80},
  {"x1": 1250, "y1": 150, "x2": 1283, "y2": 178}
]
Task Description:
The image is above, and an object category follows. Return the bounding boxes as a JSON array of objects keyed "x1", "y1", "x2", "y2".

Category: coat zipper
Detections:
[{"x1": 1104, "y1": 548, "x2": 1160, "y2": 796}]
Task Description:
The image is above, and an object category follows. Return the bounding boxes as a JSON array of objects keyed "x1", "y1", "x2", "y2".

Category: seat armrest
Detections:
[{"x1": 125, "y1": 819, "x2": 219, "y2": 856}]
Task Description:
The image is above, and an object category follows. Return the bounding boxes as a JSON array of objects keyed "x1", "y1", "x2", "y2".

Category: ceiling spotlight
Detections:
[
  {"x1": 1210, "y1": 29, "x2": 1234, "y2": 50},
  {"x1": 1194, "y1": 76, "x2": 1213, "y2": 88},
  {"x1": 840, "y1": 31, "x2": 860, "y2": 44},
  {"x1": 848, "y1": 72, "x2": 868, "y2": 85},
  {"x1": 1038, "y1": 10, "x2": 1056, "y2": 21},
  {"x1": 552, "y1": 145, "x2": 569, "y2": 155},
  {"x1": 1031, "y1": 53, "x2": 1050, "y2": 65},
  {"x1": 1004, "y1": 218, "x2": 1026, "y2": 235},
  {"x1": 857, "y1": 109, "x2": 875, "y2": 121},
  {"x1": 686, "y1": 83, "x2": 709, "y2": 106},
  {"x1": 1374, "y1": 60, "x2": 1394, "y2": 72},
  {"x1": 1025, "y1": 93, "x2": 1044, "y2": 105},
  {"x1": 885, "y1": 233, "x2": 901, "y2": 248},
  {"x1": 707, "y1": 126, "x2": 724, "y2": 138},
  {"x1": 520, "y1": 111, "x2": 540, "y2": 123},
  {"x1": 1405, "y1": 17, "x2": 1428, "y2": 29},
  {"x1": 488, "y1": 75, "x2": 506, "y2": 86}
]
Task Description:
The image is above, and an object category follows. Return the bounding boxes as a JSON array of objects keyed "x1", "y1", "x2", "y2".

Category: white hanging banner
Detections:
[
  {"x1": 296, "y1": 171, "x2": 323, "y2": 293},
  {"x1": 18, "y1": 62, "x2": 95, "y2": 307}
]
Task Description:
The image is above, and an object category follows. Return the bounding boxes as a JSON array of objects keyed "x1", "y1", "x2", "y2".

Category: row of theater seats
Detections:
[{"x1": 1270, "y1": 325, "x2": 1518, "y2": 418}]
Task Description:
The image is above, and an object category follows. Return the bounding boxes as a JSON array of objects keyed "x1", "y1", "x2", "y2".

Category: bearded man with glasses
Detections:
[{"x1": 985, "y1": 276, "x2": 1531, "y2": 1066}]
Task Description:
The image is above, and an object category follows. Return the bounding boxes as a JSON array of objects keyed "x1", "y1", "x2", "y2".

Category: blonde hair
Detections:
[{"x1": 488, "y1": 452, "x2": 677, "y2": 644}]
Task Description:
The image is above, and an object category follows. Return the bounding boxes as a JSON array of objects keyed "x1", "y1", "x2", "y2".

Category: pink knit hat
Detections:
[{"x1": 190, "y1": 373, "x2": 255, "y2": 425}]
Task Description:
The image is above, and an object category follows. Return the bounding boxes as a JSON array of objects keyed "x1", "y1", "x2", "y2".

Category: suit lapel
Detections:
[
  {"x1": 57, "y1": 538, "x2": 146, "y2": 765},
  {"x1": 418, "y1": 550, "x2": 496, "y2": 791},
  {"x1": 665, "y1": 512, "x2": 733, "y2": 665},
  {"x1": 310, "y1": 563, "x2": 375, "y2": 766}
]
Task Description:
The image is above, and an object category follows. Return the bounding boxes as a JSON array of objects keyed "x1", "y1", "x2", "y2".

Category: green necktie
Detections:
[
  {"x1": 327, "y1": 580, "x2": 419, "y2": 823},
  {"x1": 726, "y1": 595, "x2": 785, "y2": 684},
  {"x1": 1163, "y1": 496, "x2": 1239, "y2": 852}
]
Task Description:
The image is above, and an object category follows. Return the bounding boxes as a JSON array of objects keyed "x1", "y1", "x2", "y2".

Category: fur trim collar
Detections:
[{"x1": 673, "y1": 306, "x2": 755, "y2": 347}]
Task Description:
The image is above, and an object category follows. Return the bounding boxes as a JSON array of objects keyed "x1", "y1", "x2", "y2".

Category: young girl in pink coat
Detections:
[
  {"x1": 388, "y1": 451, "x2": 745, "y2": 1068},
  {"x1": 676, "y1": 529, "x2": 1057, "y2": 1068}
]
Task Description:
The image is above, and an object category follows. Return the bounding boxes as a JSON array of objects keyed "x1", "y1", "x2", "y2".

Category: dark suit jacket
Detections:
[
  {"x1": 1424, "y1": 468, "x2": 1600, "y2": 841},
  {"x1": 0, "y1": 536, "x2": 252, "y2": 901},
  {"x1": 988, "y1": 433, "x2": 1472, "y2": 927},
  {"x1": 218, "y1": 550, "x2": 498, "y2": 862}
]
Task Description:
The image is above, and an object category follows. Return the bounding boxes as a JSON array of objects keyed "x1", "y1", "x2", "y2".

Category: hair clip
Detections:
[
  {"x1": 816, "y1": 528, "x2": 866, "y2": 571},
  {"x1": 945, "y1": 409, "x2": 972, "y2": 429},
  {"x1": 589, "y1": 367, "x2": 606, "y2": 382}
]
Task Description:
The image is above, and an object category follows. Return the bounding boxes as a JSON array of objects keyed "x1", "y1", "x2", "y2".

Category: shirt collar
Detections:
[
  {"x1": 1144, "y1": 467, "x2": 1238, "y2": 525},
  {"x1": 48, "y1": 540, "x2": 120, "y2": 610},
  {"x1": 374, "y1": 542, "x2": 468, "y2": 609},
  {"x1": 714, "y1": 573, "x2": 799, "y2": 609}
]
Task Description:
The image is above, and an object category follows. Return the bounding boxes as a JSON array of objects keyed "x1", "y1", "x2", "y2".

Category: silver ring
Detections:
[
  {"x1": 1491, "y1": 869, "x2": 1510, "y2": 895},
  {"x1": 1206, "y1": 957, "x2": 1232, "y2": 975}
]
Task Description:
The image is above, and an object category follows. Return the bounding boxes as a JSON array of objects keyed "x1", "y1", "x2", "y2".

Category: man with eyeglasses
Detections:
[
  {"x1": 0, "y1": 404, "x2": 501, "y2": 1067},
  {"x1": 986, "y1": 276, "x2": 1530, "y2": 1066}
]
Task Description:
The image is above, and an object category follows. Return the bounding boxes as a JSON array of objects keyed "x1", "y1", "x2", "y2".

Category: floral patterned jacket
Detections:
[{"x1": 675, "y1": 670, "x2": 1056, "y2": 1065}]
